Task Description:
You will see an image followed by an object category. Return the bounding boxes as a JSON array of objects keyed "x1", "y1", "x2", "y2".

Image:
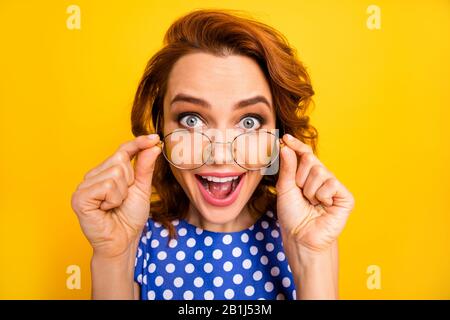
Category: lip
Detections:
[
  {"x1": 195, "y1": 172, "x2": 246, "y2": 207},
  {"x1": 196, "y1": 172, "x2": 243, "y2": 178}
]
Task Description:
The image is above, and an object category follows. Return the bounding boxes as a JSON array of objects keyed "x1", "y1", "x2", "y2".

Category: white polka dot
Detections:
[
  {"x1": 143, "y1": 259, "x2": 147, "y2": 269},
  {"x1": 148, "y1": 263, "x2": 156, "y2": 273},
  {"x1": 145, "y1": 253, "x2": 150, "y2": 260},
  {"x1": 204, "y1": 236, "x2": 213, "y2": 246},
  {"x1": 155, "y1": 276, "x2": 164, "y2": 286},
  {"x1": 250, "y1": 246, "x2": 258, "y2": 255},
  {"x1": 287, "y1": 264, "x2": 292, "y2": 272},
  {"x1": 178, "y1": 228, "x2": 187, "y2": 236},
  {"x1": 249, "y1": 225, "x2": 254, "y2": 231},
  {"x1": 143, "y1": 275, "x2": 147, "y2": 285},
  {"x1": 271, "y1": 266, "x2": 280, "y2": 277},
  {"x1": 245, "y1": 285, "x2": 255, "y2": 296},
  {"x1": 168, "y1": 239, "x2": 178, "y2": 248},
  {"x1": 174, "y1": 277, "x2": 184, "y2": 288},
  {"x1": 212, "y1": 249, "x2": 223, "y2": 259},
  {"x1": 261, "y1": 221, "x2": 269, "y2": 229},
  {"x1": 260, "y1": 255, "x2": 268, "y2": 265},
  {"x1": 195, "y1": 227, "x2": 203, "y2": 235},
  {"x1": 232, "y1": 247, "x2": 242, "y2": 257},
  {"x1": 163, "y1": 289, "x2": 173, "y2": 300},
  {"x1": 277, "y1": 293, "x2": 285, "y2": 300},
  {"x1": 203, "y1": 263, "x2": 213, "y2": 273},
  {"x1": 266, "y1": 243, "x2": 274, "y2": 252},
  {"x1": 137, "y1": 248, "x2": 142, "y2": 257},
  {"x1": 137, "y1": 274, "x2": 142, "y2": 284},
  {"x1": 187, "y1": 238, "x2": 196, "y2": 248},
  {"x1": 157, "y1": 251, "x2": 167, "y2": 260},
  {"x1": 176, "y1": 251, "x2": 185, "y2": 261},
  {"x1": 253, "y1": 271, "x2": 263, "y2": 281},
  {"x1": 151, "y1": 239, "x2": 159, "y2": 248},
  {"x1": 185, "y1": 263, "x2": 195, "y2": 273},
  {"x1": 166, "y1": 263, "x2": 175, "y2": 273},
  {"x1": 292, "y1": 290, "x2": 297, "y2": 299},
  {"x1": 147, "y1": 290, "x2": 155, "y2": 300},
  {"x1": 264, "y1": 282, "x2": 274, "y2": 292},
  {"x1": 204, "y1": 291, "x2": 214, "y2": 300},
  {"x1": 271, "y1": 229, "x2": 279, "y2": 238},
  {"x1": 146, "y1": 231, "x2": 152, "y2": 239},
  {"x1": 241, "y1": 233, "x2": 249, "y2": 243},
  {"x1": 258, "y1": 298, "x2": 266, "y2": 300},
  {"x1": 194, "y1": 277, "x2": 204, "y2": 288},
  {"x1": 172, "y1": 219, "x2": 179, "y2": 226},
  {"x1": 141, "y1": 236, "x2": 147, "y2": 245},
  {"x1": 282, "y1": 277, "x2": 291, "y2": 287},
  {"x1": 213, "y1": 276, "x2": 223, "y2": 287},
  {"x1": 242, "y1": 259, "x2": 252, "y2": 269},
  {"x1": 194, "y1": 250, "x2": 203, "y2": 260},
  {"x1": 160, "y1": 229, "x2": 168, "y2": 237},
  {"x1": 267, "y1": 211, "x2": 274, "y2": 218},
  {"x1": 154, "y1": 222, "x2": 162, "y2": 228},
  {"x1": 223, "y1": 261, "x2": 233, "y2": 272},
  {"x1": 224, "y1": 289, "x2": 234, "y2": 299},
  {"x1": 255, "y1": 232, "x2": 264, "y2": 241},
  {"x1": 233, "y1": 274, "x2": 243, "y2": 284},
  {"x1": 184, "y1": 290, "x2": 194, "y2": 300},
  {"x1": 222, "y1": 234, "x2": 232, "y2": 245},
  {"x1": 277, "y1": 252, "x2": 286, "y2": 261}
]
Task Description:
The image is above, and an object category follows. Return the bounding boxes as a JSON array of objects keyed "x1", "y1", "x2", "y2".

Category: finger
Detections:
[
  {"x1": 316, "y1": 178, "x2": 340, "y2": 207},
  {"x1": 282, "y1": 134, "x2": 323, "y2": 188},
  {"x1": 302, "y1": 165, "x2": 332, "y2": 206},
  {"x1": 295, "y1": 152, "x2": 320, "y2": 189},
  {"x1": 73, "y1": 178, "x2": 124, "y2": 214},
  {"x1": 276, "y1": 143, "x2": 298, "y2": 192},
  {"x1": 77, "y1": 164, "x2": 129, "y2": 200},
  {"x1": 133, "y1": 145, "x2": 162, "y2": 197},
  {"x1": 84, "y1": 135, "x2": 160, "y2": 179},
  {"x1": 282, "y1": 134, "x2": 313, "y2": 156}
]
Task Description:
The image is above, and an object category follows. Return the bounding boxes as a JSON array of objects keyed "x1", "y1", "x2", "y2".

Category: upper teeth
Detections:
[{"x1": 201, "y1": 176, "x2": 240, "y2": 183}]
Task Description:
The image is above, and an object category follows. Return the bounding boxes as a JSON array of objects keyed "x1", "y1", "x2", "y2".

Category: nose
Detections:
[
  {"x1": 207, "y1": 141, "x2": 233, "y2": 165},
  {"x1": 204, "y1": 129, "x2": 236, "y2": 165}
]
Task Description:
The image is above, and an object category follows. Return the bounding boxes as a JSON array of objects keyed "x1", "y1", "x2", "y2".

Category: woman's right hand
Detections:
[{"x1": 71, "y1": 134, "x2": 161, "y2": 259}]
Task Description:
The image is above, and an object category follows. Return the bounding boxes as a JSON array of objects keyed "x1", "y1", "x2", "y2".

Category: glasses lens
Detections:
[
  {"x1": 162, "y1": 130, "x2": 211, "y2": 169},
  {"x1": 232, "y1": 130, "x2": 279, "y2": 170}
]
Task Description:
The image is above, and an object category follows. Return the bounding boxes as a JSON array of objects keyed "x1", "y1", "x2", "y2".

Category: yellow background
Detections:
[{"x1": 0, "y1": 0, "x2": 449, "y2": 299}]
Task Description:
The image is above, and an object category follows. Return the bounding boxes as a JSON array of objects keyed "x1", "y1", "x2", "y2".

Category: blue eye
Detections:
[
  {"x1": 179, "y1": 114, "x2": 205, "y2": 128},
  {"x1": 238, "y1": 116, "x2": 261, "y2": 130}
]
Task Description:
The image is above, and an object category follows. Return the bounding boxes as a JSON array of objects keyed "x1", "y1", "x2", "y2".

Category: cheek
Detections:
[
  {"x1": 245, "y1": 171, "x2": 263, "y2": 192},
  {"x1": 170, "y1": 168, "x2": 196, "y2": 196}
]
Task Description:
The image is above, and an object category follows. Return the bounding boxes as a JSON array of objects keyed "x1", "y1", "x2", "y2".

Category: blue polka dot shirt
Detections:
[{"x1": 134, "y1": 210, "x2": 296, "y2": 300}]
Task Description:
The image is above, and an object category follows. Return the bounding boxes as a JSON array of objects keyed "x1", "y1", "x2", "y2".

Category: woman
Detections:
[{"x1": 71, "y1": 9, "x2": 355, "y2": 300}]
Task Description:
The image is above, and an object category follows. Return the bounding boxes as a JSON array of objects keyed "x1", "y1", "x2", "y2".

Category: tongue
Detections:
[{"x1": 207, "y1": 181, "x2": 233, "y2": 199}]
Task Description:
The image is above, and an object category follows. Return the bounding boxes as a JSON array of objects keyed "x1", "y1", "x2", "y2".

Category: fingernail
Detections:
[
  {"x1": 285, "y1": 134, "x2": 293, "y2": 141},
  {"x1": 148, "y1": 134, "x2": 159, "y2": 140}
]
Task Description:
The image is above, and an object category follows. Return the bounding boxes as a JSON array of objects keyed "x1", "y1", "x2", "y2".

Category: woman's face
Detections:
[{"x1": 162, "y1": 52, "x2": 276, "y2": 226}]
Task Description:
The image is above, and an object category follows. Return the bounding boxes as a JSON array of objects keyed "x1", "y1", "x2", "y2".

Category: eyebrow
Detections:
[{"x1": 170, "y1": 93, "x2": 272, "y2": 110}]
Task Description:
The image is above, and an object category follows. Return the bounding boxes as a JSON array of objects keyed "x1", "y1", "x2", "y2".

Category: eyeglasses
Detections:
[{"x1": 159, "y1": 129, "x2": 280, "y2": 171}]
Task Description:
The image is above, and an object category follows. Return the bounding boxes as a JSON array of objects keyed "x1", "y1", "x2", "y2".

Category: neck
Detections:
[{"x1": 185, "y1": 204, "x2": 258, "y2": 233}]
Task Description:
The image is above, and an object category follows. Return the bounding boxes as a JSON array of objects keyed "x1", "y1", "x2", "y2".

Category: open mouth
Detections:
[{"x1": 195, "y1": 172, "x2": 246, "y2": 207}]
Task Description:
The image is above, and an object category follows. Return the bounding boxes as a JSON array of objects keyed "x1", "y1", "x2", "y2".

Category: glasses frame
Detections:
[{"x1": 159, "y1": 128, "x2": 281, "y2": 171}]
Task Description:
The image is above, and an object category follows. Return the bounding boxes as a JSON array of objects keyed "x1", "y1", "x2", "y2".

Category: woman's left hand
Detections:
[{"x1": 275, "y1": 134, "x2": 355, "y2": 253}]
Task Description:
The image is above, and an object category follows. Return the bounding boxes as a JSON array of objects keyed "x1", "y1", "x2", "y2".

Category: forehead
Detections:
[{"x1": 165, "y1": 52, "x2": 272, "y2": 105}]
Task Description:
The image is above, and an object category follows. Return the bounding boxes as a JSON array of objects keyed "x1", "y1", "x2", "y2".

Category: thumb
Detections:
[
  {"x1": 277, "y1": 145, "x2": 298, "y2": 192},
  {"x1": 133, "y1": 145, "x2": 161, "y2": 197}
]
